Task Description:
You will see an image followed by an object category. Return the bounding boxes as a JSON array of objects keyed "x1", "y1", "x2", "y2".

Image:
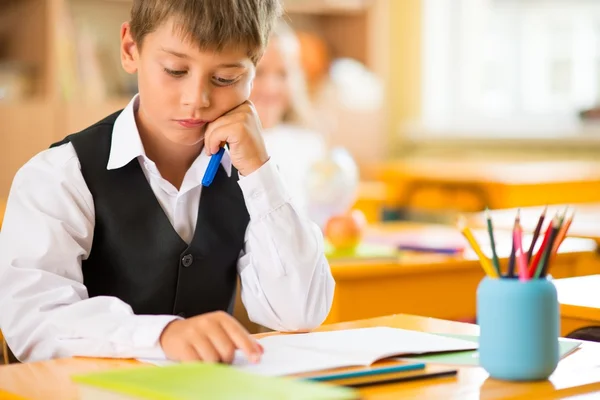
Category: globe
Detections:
[{"x1": 304, "y1": 147, "x2": 359, "y2": 228}]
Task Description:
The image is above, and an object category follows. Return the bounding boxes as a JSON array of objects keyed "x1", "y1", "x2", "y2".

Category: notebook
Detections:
[
  {"x1": 364, "y1": 229, "x2": 466, "y2": 254},
  {"x1": 140, "y1": 327, "x2": 478, "y2": 376},
  {"x1": 72, "y1": 362, "x2": 358, "y2": 400}
]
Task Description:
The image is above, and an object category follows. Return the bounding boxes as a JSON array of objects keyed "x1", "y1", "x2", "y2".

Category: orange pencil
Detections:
[{"x1": 553, "y1": 210, "x2": 574, "y2": 254}]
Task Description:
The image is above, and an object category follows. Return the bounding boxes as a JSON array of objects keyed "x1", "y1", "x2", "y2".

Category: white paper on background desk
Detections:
[{"x1": 141, "y1": 327, "x2": 478, "y2": 376}]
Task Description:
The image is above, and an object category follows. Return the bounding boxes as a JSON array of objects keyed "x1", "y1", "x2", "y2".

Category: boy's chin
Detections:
[{"x1": 163, "y1": 131, "x2": 205, "y2": 147}]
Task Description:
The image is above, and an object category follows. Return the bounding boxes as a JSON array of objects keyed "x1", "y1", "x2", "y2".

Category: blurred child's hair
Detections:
[
  {"x1": 270, "y1": 22, "x2": 314, "y2": 128},
  {"x1": 130, "y1": 0, "x2": 282, "y2": 64}
]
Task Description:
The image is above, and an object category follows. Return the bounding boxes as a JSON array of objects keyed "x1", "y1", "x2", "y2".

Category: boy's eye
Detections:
[
  {"x1": 212, "y1": 76, "x2": 238, "y2": 86},
  {"x1": 164, "y1": 68, "x2": 187, "y2": 78}
]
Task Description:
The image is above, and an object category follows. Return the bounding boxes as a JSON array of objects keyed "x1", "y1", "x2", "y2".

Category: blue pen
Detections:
[{"x1": 202, "y1": 147, "x2": 225, "y2": 187}]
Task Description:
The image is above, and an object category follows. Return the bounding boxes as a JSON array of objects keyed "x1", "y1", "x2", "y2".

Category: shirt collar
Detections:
[{"x1": 106, "y1": 94, "x2": 232, "y2": 178}]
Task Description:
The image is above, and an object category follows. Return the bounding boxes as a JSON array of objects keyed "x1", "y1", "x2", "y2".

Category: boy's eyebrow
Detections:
[
  {"x1": 217, "y1": 62, "x2": 246, "y2": 69},
  {"x1": 161, "y1": 47, "x2": 189, "y2": 58},
  {"x1": 160, "y1": 47, "x2": 246, "y2": 69}
]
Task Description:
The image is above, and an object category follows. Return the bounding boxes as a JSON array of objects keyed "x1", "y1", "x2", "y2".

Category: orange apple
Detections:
[{"x1": 325, "y1": 210, "x2": 365, "y2": 251}]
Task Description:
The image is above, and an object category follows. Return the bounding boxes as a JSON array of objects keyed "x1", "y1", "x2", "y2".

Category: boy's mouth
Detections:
[{"x1": 176, "y1": 119, "x2": 210, "y2": 129}]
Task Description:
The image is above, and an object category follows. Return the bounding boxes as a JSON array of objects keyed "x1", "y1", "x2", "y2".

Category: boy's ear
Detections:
[{"x1": 120, "y1": 22, "x2": 139, "y2": 74}]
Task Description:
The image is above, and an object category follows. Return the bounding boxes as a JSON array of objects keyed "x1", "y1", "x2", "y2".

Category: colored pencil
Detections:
[
  {"x1": 507, "y1": 209, "x2": 520, "y2": 278},
  {"x1": 342, "y1": 369, "x2": 458, "y2": 388},
  {"x1": 202, "y1": 147, "x2": 225, "y2": 187},
  {"x1": 457, "y1": 216, "x2": 498, "y2": 278},
  {"x1": 484, "y1": 208, "x2": 501, "y2": 277},
  {"x1": 553, "y1": 209, "x2": 574, "y2": 254},
  {"x1": 534, "y1": 216, "x2": 561, "y2": 279},
  {"x1": 513, "y1": 221, "x2": 529, "y2": 281},
  {"x1": 527, "y1": 213, "x2": 557, "y2": 279},
  {"x1": 526, "y1": 206, "x2": 547, "y2": 263}
]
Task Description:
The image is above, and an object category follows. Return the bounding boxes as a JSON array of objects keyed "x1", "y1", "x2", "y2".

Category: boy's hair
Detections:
[{"x1": 130, "y1": 0, "x2": 283, "y2": 64}]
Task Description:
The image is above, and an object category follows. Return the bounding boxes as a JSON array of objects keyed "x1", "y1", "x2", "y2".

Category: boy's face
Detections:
[{"x1": 120, "y1": 19, "x2": 256, "y2": 147}]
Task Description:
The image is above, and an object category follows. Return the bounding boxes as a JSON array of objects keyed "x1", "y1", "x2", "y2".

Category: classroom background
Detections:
[
  {"x1": 5, "y1": 0, "x2": 600, "y2": 398},
  {"x1": 4, "y1": 0, "x2": 600, "y2": 386},
  {"x1": 3, "y1": 0, "x2": 600, "y2": 219}
]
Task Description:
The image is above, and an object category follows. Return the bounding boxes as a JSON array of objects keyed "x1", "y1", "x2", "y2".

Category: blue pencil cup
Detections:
[{"x1": 477, "y1": 276, "x2": 559, "y2": 381}]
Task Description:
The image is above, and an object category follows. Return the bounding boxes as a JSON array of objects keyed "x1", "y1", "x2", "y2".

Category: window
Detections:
[{"x1": 418, "y1": 0, "x2": 600, "y2": 139}]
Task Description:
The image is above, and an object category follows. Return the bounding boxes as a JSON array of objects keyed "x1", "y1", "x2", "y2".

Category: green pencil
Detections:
[{"x1": 485, "y1": 208, "x2": 501, "y2": 277}]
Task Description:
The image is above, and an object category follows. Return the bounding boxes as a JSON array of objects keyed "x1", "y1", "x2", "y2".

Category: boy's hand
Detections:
[
  {"x1": 204, "y1": 101, "x2": 269, "y2": 177},
  {"x1": 159, "y1": 311, "x2": 263, "y2": 363}
]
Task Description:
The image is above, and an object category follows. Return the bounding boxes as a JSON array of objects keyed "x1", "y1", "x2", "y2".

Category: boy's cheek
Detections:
[{"x1": 239, "y1": 79, "x2": 253, "y2": 100}]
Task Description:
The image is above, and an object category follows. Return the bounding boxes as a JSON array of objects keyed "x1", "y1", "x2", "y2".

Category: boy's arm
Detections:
[
  {"x1": 0, "y1": 145, "x2": 178, "y2": 362},
  {"x1": 236, "y1": 159, "x2": 335, "y2": 332}
]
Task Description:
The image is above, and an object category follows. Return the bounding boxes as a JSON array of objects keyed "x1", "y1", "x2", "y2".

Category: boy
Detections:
[{"x1": 0, "y1": 0, "x2": 334, "y2": 364}]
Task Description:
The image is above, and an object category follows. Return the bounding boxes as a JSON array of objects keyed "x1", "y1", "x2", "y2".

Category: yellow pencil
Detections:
[{"x1": 457, "y1": 216, "x2": 499, "y2": 278}]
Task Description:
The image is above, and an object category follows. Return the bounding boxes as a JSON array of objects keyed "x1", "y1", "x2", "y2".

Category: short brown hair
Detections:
[{"x1": 130, "y1": 0, "x2": 283, "y2": 63}]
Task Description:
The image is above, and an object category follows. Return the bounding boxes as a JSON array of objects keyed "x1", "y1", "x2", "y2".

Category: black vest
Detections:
[{"x1": 51, "y1": 111, "x2": 250, "y2": 318}]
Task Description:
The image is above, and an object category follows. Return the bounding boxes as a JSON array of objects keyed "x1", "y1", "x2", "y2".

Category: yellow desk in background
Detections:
[
  {"x1": 324, "y1": 222, "x2": 598, "y2": 325},
  {"x1": 375, "y1": 160, "x2": 600, "y2": 213},
  {"x1": 3, "y1": 314, "x2": 600, "y2": 399},
  {"x1": 555, "y1": 275, "x2": 600, "y2": 337},
  {"x1": 353, "y1": 181, "x2": 397, "y2": 223}
]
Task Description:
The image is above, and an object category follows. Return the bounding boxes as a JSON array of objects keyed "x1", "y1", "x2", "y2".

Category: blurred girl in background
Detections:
[{"x1": 250, "y1": 22, "x2": 327, "y2": 214}]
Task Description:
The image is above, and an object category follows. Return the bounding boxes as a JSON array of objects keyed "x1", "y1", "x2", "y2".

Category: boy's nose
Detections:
[{"x1": 182, "y1": 81, "x2": 211, "y2": 109}]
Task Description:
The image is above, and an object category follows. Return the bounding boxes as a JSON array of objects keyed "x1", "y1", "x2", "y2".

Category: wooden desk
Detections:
[
  {"x1": 555, "y1": 275, "x2": 600, "y2": 337},
  {"x1": 2, "y1": 314, "x2": 600, "y2": 399},
  {"x1": 325, "y1": 222, "x2": 598, "y2": 324},
  {"x1": 376, "y1": 159, "x2": 600, "y2": 213}
]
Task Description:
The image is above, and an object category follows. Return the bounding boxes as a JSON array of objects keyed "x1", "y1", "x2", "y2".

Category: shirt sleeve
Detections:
[
  {"x1": 236, "y1": 159, "x2": 335, "y2": 332},
  {"x1": 0, "y1": 144, "x2": 178, "y2": 362}
]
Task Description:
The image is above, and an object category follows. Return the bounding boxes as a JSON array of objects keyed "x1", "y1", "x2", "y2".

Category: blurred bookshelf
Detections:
[{"x1": 0, "y1": 0, "x2": 392, "y2": 197}]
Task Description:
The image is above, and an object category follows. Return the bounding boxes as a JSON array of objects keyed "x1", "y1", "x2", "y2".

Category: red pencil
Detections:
[{"x1": 513, "y1": 221, "x2": 528, "y2": 281}]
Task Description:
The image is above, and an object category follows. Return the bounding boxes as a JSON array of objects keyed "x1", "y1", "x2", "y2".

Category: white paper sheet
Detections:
[{"x1": 139, "y1": 327, "x2": 478, "y2": 376}]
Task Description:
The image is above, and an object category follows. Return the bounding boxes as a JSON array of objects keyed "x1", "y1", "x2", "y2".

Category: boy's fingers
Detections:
[
  {"x1": 190, "y1": 334, "x2": 220, "y2": 363},
  {"x1": 206, "y1": 323, "x2": 237, "y2": 364},
  {"x1": 220, "y1": 318, "x2": 261, "y2": 363},
  {"x1": 204, "y1": 122, "x2": 236, "y2": 155},
  {"x1": 178, "y1": 342, "x2": 202, "y2": 362}
]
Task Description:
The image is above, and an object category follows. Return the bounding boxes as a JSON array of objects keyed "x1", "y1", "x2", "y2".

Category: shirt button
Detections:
[{"x1": 182, "y1": 254, "x2": 194, "y2": 267}]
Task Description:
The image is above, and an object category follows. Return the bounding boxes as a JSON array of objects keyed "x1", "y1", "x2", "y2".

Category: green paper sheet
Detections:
[
  {"x1": 72, "y1": 362, "x2": 358, "y2": 400},
  {"x1": 399, "y1": 334, "x2": 581, "y2": 366}
]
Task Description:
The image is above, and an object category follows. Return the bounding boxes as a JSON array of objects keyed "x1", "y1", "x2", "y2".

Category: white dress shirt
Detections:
[{"x1": 0, "y1": 95, "x2": 335, "y2": 362}]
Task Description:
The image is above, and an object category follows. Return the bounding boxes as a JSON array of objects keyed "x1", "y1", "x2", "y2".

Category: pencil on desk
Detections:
[
  {"x1": 526, "y1": 206, "x2": 547, "y2": 263},
  {"x1": 457, "y1": 216, "x2": 498, "y2": 278},
  {"x1": 484, "y1": 208, "x2": 501, "y2": 277}
]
